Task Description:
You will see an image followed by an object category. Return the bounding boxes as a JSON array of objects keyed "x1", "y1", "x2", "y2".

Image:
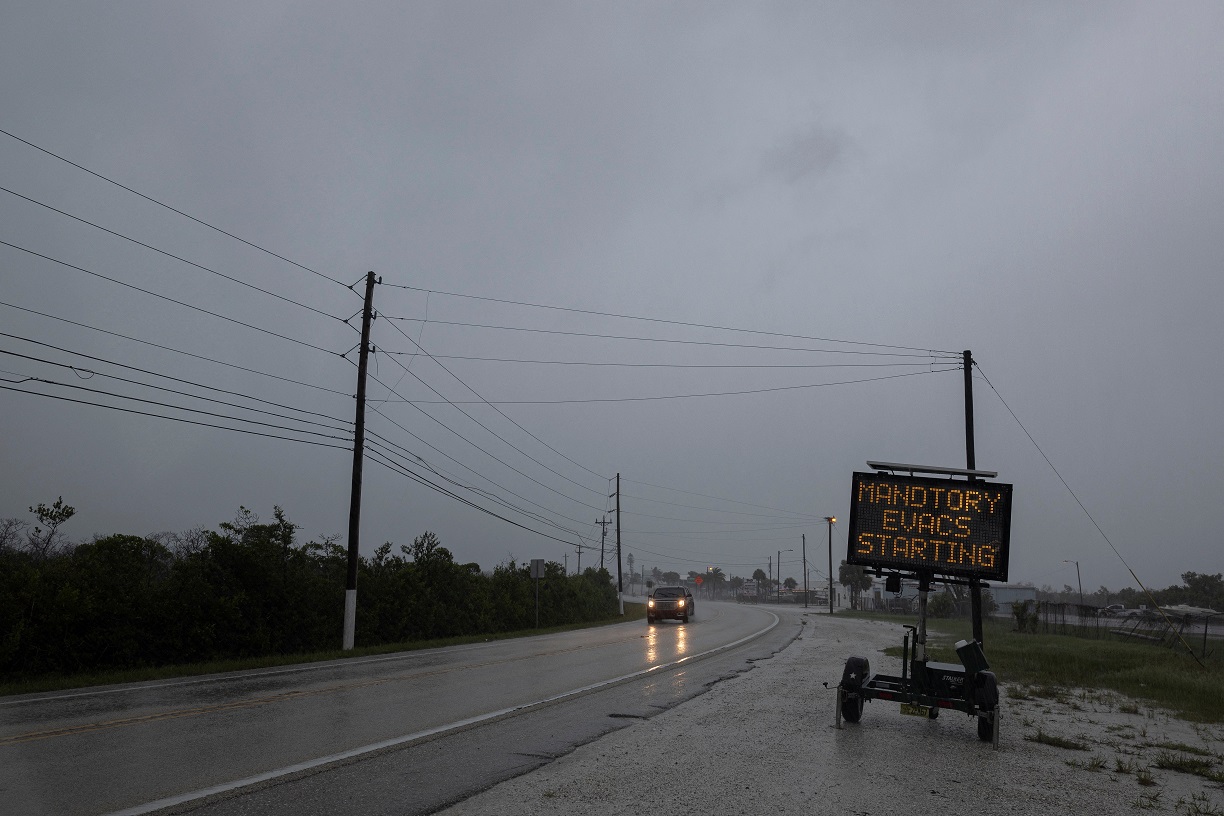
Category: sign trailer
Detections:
[{"x1": 834, "y1": 463, "x2": 1014, "y2": 746}]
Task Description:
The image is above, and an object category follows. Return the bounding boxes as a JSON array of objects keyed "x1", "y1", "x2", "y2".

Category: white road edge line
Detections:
[{"x1": 104, "y1": 611, "x2": 780, "y2": 816}]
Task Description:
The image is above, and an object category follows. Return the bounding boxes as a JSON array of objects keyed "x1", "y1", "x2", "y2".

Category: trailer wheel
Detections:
[{"x1": 841, "y1": 693, "x2": 864, "y2": 724}]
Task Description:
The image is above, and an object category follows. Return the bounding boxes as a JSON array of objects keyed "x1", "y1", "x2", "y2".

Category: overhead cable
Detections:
[
  {"x1": 0, "y1": 332, "x2": 350, "y2": 428},
  {"x1": 381, "y1": 317, "x2": 956, "y2": 359},
  {"x1": 0, "y1": 300, "x2": 350, "y2": 397},
  {"x1": 0, "y1": 382, "x2": 351, "y2": 450},
  {"x1": 0, "y1": 127, "x2": 353, "y2": 291},
  {"x1": 0, "y1": 346, "x2": 350, "y2": 434},
  {"x1": 366, "y1": 409, "x2": 598, "y2": 531},
  {"x1": 369, "y1": 346, "x2": 607, "y2": 498},
  {"x1": 6, "y1": 375, "x2": 352, "y2": 443},
  {"x1": 2, "y1": 241, "x2": 342, "y2": 356},
  {"x1": 379, "y1": 282, "x2": 960, "y2": 356},
  {"x1": 0, "y1": 184, "x2": 347, "y2": 323},
  {"x1": 381, "y1": 366, "x2": 962, "y2": 404},
  {"x1": 380, "y1": 313, "x2": 609, "y2": 482}
]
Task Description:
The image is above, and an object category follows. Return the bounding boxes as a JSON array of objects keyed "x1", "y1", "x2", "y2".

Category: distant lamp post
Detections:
[
  {"x1": 777, "y1": 548, "x2": 793, "y2": 601},
  {"x1": 824, "y1": 516, "x2": 836, "y2": 614},
  {"x1": 1063, "y1": 559, "x2": 1083, "y2": 608}
]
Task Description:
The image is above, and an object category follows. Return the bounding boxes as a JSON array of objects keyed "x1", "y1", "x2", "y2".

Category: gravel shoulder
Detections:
[{"x1": 439, "y1": 611, "x2": 1224, "y2": 816}]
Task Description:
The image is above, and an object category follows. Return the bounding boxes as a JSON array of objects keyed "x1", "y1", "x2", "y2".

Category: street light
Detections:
[
  {"x1": 1063, "y1": 559, "x2": 1083, "y2": 608},
  {"x1": 824, "y1": 516, "x2": 836, "y2": 614},
  {"x1": 777, "y1": 549, "x2": 793, "y2": 601}
]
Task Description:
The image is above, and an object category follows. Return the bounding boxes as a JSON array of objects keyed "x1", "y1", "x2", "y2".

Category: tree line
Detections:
[{"x1": 0, "y1": 501, "x2": 618, "y2": 679}]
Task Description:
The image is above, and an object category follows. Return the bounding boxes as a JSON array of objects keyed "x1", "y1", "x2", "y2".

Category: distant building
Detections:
[{"x1": 863, "y1": 577, "x2": 1036, "y2": 616}]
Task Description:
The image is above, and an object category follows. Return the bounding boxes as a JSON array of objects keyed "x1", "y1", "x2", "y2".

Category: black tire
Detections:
[
  {"x1": 841, "y1": 656, "x2": 871, "y2": 691},
  {"x1": 841, "y1": 693, "x2": 864, "y2": 724},
  {"x1": 682, "y1": 614, "x2": 689, "y2": 623},
  {"x1": 977, "y1": 713, "x2": 994, "y2": 742},
  {"x1": 647, "y1": 616, "x2": 655, "y2": 624},
  {"x1": 928, "y1": 706, "x2": 939, "y2": 720}
]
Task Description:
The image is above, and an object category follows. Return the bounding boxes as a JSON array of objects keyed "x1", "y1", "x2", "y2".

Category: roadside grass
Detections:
[
  {"x1": 859, "y1": 614, "x2": 1224, "y2": 723},
  {"x1": 1025, "y1": 728, "x2": 1090, "y2": 751},
  {"x1": 0, "y1": 602, "x2": 647, "y2": 697},
  {"x1": 1153, "y1": 750, "x2": 1220, "y2": 780}
]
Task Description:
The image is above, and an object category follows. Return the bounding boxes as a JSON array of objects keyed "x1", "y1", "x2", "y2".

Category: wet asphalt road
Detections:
[{"x1": 1, "y1": 600, "x2": 796, "y2": 815}]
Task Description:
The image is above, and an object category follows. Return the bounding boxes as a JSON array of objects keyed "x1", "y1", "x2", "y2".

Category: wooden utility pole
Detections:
[
  {"x1": 343, "y1": 271, "x2": 377, "y2": 651},
  {"x1": 615, "y1": 473, "x2": 623, "y2": 614},
  {"x1": 964, "y1": 349, "x2": 984, "y2": 647},
  {"x1": 596, "y1": 515, "x2": 610, "y2": 570}
]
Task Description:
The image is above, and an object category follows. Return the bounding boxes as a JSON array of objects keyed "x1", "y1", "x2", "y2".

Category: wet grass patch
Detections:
[
  {"x1": 1025, "y1": 728, "x2": 1090, "y2": 751},
  {"x1": 1153, "y1": 750, "x2": 1219, "y2": 779}
]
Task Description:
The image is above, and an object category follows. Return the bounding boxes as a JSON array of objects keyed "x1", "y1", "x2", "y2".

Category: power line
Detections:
[
  {"x1": 0, "y1": 382, "x2": 351, "y2": 450},
  {"x1": 379, "y1": 352, "x2": 944, "y2": 370},
  {"x1": 976, "y1": 363, "x2": 1204, "y2": 664},
  {"x1": 0, "y1": 184, "x2": 348, "y2": 323},
  {"x1": 0, "y1": 300, "x2": 351, "y2": 397},
  {"x1": 379, "y1": 311, "x2": 609, "y2": 482},
  {"x1": 379, "y1": 282, "x2": 961, "y2": 356},
  {"x1": 0, "y1": 127, "x2": 353, "y2": 291},
  {"x1": 369, "y1": 346, "x2": 607, "y2": 498},
  {"x1": 365, "y1": 448, "x2": 581, "y2": 547},
  {"x1": 0, "y1": 332, "x2": 351, "y2": 429},
  {"x1": 379, "y1": 366, "x2": 962, "y2": 404},
  {"x1": 0, "y1": 345, "x2": 350, "y2": 434},
  {"x1": 366, "y1": 409, "x2": 597, "y2": 532},
  {"x1": 365, "y1": 437, "x2": 589, "y2": 537},
  {"x1": 2, "y1": 240, "x2": 343, "y2": 356},
  {"x1": 5, "y1": 374, "x2": 352, "y2": 444},
  {"x1": 364, "y1": 371, "x2": 605, "y2": 513},
  {"x1": 380, "y1": 316, "x2": 958, "y2": 359}
]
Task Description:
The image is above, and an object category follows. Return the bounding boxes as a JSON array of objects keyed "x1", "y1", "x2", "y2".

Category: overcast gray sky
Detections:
[{"x1": 2, "y1": 2, "x2": 1221, "y2": 595}]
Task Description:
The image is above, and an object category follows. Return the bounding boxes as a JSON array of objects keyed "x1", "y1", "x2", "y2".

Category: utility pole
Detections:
[
  {"x1": 802, "y1": 534, "x2": 808, "y2": 609},
  {"x1": 615, "y1": 473, "x2": 623, "y2": 615},
  {"x1": 574, "y1": 541, "x2": 584, "y2": 575},
  {"x1": 343, "y1": 271, "x2": 377, "y2": 651},
  {"x1": 564, "y1": 553, "x2": 568, "y2": 574},
  {"x1": 768, "y1": 555, "x2": 772, "y2": 602},
  {"x1": 825, "y1": 516, "x2": 836, "y2": 615},
  {"x1": 596, "y1": 515, "x2": 610, "y2": 571},
  {"x1": 964, "y1": 349, "x2": 984, "y2": 647}
]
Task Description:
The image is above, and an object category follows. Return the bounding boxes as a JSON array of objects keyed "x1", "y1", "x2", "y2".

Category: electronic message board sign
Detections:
[{"x1": 846, "y1": 471, "x2": 1013, "y2": 582}]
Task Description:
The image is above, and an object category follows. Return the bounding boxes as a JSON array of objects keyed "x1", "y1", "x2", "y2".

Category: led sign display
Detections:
[{"x1": 846, "y1": 471, "x2": 1012, "y2": 581}]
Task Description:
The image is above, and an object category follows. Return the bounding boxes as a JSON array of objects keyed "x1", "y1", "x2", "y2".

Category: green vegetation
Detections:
[
  {"x1": 1153, "y1": 750, "x2": 1219, "y2": 779},
  {"x1": 853, "y1": 612, "x2": 1224, "y2": 722},
  {"x1": 0, "y1": 504, "x2": 623, "y2": 691},
  {"x1": 1025, "y1": 728, "x2": 1090, "y2": 751},
  {"x1": 920, "y1": 618, "x2": 1224, "y2": 723}
]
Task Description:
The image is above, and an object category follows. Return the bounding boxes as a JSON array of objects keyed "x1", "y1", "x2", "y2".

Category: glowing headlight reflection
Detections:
[{"x1": 645, "y1": 628, "x2": 659, "y2": 663}]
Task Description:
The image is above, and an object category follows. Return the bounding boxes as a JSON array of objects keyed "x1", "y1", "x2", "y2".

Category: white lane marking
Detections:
[{"x1": 104, "y1": 610, "x2": 779, "y2": 816}]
